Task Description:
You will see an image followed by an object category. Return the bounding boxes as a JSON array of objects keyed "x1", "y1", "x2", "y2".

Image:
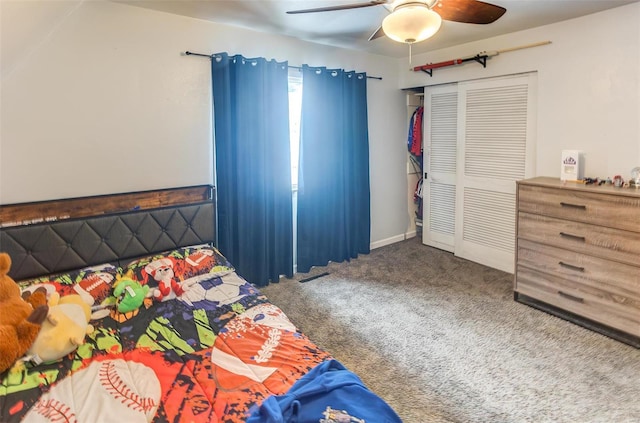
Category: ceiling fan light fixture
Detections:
[{"x1": 382, "y1": 3, "x2": 442, "y2": 44}]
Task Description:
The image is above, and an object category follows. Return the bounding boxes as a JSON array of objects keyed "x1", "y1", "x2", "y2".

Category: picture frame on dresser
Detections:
[{"x1": 514, "y1": 177, "x2": 640, "y2": 348}]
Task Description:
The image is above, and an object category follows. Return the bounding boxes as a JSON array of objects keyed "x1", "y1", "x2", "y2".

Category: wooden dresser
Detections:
[{"x1": 515, "y1": 177, "x2": 640, "y2": 347}]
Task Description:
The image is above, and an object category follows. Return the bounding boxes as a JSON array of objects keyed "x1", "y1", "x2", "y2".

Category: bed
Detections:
[{"x1": 0, "y1": 186, "x2": 400, "y2": 423}]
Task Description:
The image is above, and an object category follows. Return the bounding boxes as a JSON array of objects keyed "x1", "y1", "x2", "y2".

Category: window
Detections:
[
  {"x1": 288, "y1": 72, "x2": 303, "y2": 270},
  {"x1": 288, "y1": 72, "x2": 303, "y2": 187}
]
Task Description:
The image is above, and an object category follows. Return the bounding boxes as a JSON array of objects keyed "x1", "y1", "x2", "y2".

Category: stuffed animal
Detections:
[
  {"x1": 107, "y1": 271, "x2": 153, "y2": 323},
  {"x1": 23, "y1": 294, "x2": 94, "y2": 365},
  {"x1": 145, "y1": 258, "x2": 184, "y2": 301},
  {"x1": 0, "y1": 253, "x2": 49, "y2": 373},
  {"x1": 113, "y1": 278, "x2": 150, "y2": 313}
]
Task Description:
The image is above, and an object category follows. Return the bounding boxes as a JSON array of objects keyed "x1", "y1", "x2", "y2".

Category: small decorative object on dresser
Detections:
[
  {"x1": 631, "y1": 166, "x2": 640, "y2": 187},
  {"x1": 514, "y1": 177, "x2": 640, "y2": 348}
]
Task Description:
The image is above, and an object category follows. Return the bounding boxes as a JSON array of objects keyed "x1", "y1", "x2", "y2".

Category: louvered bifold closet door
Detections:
[
  {"x1": 455, "y1": 74, "x2": 536, "y2": 273},
  {"x1": 423, "y1": 84, "x2": 458, "y2": 252}
]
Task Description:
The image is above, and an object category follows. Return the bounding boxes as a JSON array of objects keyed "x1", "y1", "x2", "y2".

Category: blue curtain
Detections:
[
  {"x1": 296, "y1": 66, "x2": 371, "y2": 273},
  {"x1": 211, "y1": 53, "x2": 293, "y2": 286}
]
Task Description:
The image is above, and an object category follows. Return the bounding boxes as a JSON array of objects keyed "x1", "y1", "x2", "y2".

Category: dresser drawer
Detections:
[
  {"x1": 516, "y1": 266, "x2": 640, "y2": 337},
  {"x1": 517, "y1": 212, "x2": 640, "y2": 266},
  {"x1": 518, "y1": 185, "x2": 640, "y2": 232},
  {"x1": 517, "y1": 239, "x2": 640, "y2": 301}
]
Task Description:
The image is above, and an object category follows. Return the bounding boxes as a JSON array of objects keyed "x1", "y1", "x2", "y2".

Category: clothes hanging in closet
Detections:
[{"x1": 408, "y1": 105, "x2": 423, "y2": 157}]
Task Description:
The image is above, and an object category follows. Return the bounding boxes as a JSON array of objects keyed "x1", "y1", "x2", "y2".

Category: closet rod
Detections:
[{"x1": 184, "y1": 51, "x2": 382, "y2": 80}]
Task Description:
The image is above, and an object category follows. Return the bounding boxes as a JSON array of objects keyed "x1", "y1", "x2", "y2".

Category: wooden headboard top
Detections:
[
  {"x1": 0, "y1": 186, "x2": 216, "y2": 280},
  {"x1": 1, "y1": 185, "x2": 212, "y2": 228}
]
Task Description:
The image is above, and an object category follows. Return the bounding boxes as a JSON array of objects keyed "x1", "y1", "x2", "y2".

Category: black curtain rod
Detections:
[{"x1": 184, "y1": 51, "x2": 382, "y2": 80}]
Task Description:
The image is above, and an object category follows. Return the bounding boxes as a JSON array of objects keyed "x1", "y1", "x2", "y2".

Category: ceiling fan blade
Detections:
[
  {"x1": 368, "y1": 26, "x2": 385, "y2": 41},
  {"x1": 434, "y1": 0, "x2": 506, "y2": 24},
  {"x1": 287, "y1": 0, "x2": 389, "y2": 14}
]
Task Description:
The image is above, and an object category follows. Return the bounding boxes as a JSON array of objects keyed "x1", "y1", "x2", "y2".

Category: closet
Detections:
[
  {"x1": 406, "y1": 91, "x2": 424, "y2": 238},
  {"x1": 421, "y1": 73, "x2": 537, "y2": 273}
]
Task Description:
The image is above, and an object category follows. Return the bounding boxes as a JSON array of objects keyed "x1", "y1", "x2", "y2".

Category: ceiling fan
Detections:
[{"x1": 286, "y1": 0, "x2": 507, "y2": 44}]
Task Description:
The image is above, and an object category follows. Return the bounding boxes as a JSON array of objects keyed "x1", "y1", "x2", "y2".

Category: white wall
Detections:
[
  {"x1": 0, "y1": 0, "x2": 409, "y2": 248},
  {"x1": 6, "y1": 2, "x2": 634, "y2": 250},
  {"x1": 400, "y1": 3, "x2": 640, "y2": 179}
]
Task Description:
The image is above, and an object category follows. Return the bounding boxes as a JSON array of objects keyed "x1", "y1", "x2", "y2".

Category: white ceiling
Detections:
[{"x1": 114, "y1": 0, "x2": 639, "y2": 57}]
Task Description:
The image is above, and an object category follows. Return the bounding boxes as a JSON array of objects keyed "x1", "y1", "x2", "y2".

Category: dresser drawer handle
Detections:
[
  {"x1": 560, "y1": 202, "x2": 587, "y2": 210},
  {"x1": 558, "y1": 261, "x2": 585, "y2": 272},
  {"x1": 558, "y1": 291, "x2": 585, "y2": 303},
  {"x1": 559, "y1": 232, "x2": 586, "y2": 242}
]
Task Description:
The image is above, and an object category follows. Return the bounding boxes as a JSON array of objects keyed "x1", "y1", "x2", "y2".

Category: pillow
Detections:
[
  {"x1": 18, "y1": 263, "x2": 120, "y2": 307},
  {"x1": 122, "y1": 245, "x2": 235, "y2": 287}
]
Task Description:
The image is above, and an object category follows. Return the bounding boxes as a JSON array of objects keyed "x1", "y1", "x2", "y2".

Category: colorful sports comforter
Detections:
[{"x1": 0, "y1": 245, "x2": 400, "y2": 422}]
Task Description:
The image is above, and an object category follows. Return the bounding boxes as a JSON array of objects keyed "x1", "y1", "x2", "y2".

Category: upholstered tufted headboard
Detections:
[{"x1": 0, "y1": 186, "x2": 215, "y2": 280}]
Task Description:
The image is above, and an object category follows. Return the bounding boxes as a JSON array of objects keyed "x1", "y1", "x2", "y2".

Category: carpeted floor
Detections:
[{"x1": 261, "y1": 236, "x2": 640, "y2": 423}]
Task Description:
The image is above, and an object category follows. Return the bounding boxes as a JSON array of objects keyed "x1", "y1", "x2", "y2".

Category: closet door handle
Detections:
[
  {"x1": 560, "y1": 202, "x2": 587, "y2": 210},
  {"x1": 559, "y1": 232, "x2": 586, "y2": 242},
  {"x1": 558, "y1": 261, "x2": 585, "y2": 272},
  {"x1": 558, "y1": 291, "x2": 585, "y2": 303}
]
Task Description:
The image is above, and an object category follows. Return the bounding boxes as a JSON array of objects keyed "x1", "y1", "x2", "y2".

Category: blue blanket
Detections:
[{"x1": 248, "y1": 359, "x2": 402, "y2": 423}]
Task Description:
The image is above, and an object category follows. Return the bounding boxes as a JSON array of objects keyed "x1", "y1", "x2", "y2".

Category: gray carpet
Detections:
[{"x1": 261, "y1": 237, "x2": 640, "y2": 423}]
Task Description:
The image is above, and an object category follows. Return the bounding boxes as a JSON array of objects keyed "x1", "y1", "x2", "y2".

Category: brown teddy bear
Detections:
[{"x1": 0, "y1": 252, "x2": 49, "y2": 374}]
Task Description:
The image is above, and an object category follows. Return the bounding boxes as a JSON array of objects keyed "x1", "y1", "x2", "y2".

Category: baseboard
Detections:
[
  {"x1": 405, "y1": 230, "x2": 417, "y2": 239},
  {"x1": 370, "y1": 233, "x2": 412, "y2": 250}
]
